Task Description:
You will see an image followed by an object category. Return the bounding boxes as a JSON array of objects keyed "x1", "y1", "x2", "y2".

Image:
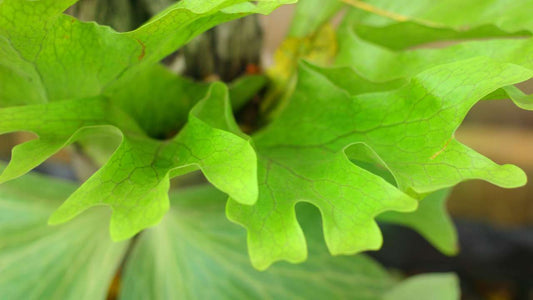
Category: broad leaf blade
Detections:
[
  {"x1": 0, "y1": 77, "x2": 257, "y2": 240},
  {"x1": 0, "y1": 166, "x2": 127, "y2": 300},
  {"x1": 42, "y1": 84, "x2": 258, "y2": 240},
  {"x1": 228, "y1": 56, "x2": 532, "y2": 268}
]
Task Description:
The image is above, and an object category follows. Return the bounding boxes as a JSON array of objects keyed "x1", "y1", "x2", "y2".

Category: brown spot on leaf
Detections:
[
  {"x1": 136, "y1": 39, "x2": 146, "y2": 61},
  {"x1": 431, "y1": 137, "x2": 453, "y2": 160}
]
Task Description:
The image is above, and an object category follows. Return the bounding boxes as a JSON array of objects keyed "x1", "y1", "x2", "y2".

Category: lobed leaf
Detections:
[
  {"x1": 0, "y1": 84, "x2": 257, "y2": 240},
  {"x1": 228, "y1": 56, "x2": 532, "y2": 268},
  {"x1": 0, "y1": 0, "x2": 297, "y2": 240},
  {"x1": 336, "y1": 6, "x2": 533, "y2": 111},
  {"x1": 331, "y1": 1, "x2": 533, "y2": 257}
]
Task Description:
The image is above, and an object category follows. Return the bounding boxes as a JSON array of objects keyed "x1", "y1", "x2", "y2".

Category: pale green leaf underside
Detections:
[
  {"x1": 121, "y1": 185, "x2": 396, "y2": 300},
  {"x1": 121, "y1": 184, "x2": 459, "y2": 300},
  {"x1": 383, "y1": 273, "x2": 460, "y2": 300},
  {"x1": 0, "y1": 166, "x2": 127, "y2": 300},
  {"x1": 0, "y1": 84, "x2": 257, "y2": 240},
  {"x1": 0, "y1": 172, "x2": 458, "y2": 300}
]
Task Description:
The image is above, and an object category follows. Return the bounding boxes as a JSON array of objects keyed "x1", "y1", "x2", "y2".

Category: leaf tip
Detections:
[
  {"x1": 250, "y1": 250, "x2": 308, "y2": 271},
  {"x1": 491, "y1": 164, "x2": 527, "y2": 188},
  {"x1": 0, "y1": 162, "x2": 26, "y2": 185},
  {"x1": 47, "y1": 212, "x2": 67, "y2": 226}
]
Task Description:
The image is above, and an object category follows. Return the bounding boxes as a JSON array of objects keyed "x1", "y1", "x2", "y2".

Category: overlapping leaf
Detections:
[
  {"x1": 0, "y1": 83, "x2": 257, "y2": 240},
  {"x1": 0, "y1": 0, "x2": 296, "y2": 239},
  {"x1": 336, "y1": 5, "x2": 533, "y2": 111},
  {"x1": 228, "y1": 55, "x2": 532, "y2": 268},
  {"x1": 326, "y1": 1, "x2": 533, "y2": 256}
]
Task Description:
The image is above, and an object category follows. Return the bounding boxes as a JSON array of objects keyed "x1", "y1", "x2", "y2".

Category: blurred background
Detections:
[{"x1": 1, "y1": 2, "x2": 532, "y2": 300}]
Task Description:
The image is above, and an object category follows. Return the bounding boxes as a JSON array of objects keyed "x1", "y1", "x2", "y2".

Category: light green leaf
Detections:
[
  {"x1": 228, "y1": 62, "x2": 422, "y2": 269},
  {"x1": 0, "y1": 36, "x2": 47, "y2": 107},
  {"x1": 0, "y1": 83, "x2": 258, "y2": 240},
  {"x1": 330, "y1": 5, "x2": 533, "y2": 259},
  {"x1": 228, "y1": 56, "x2": 531, "y2": 269},
  {"x1": 0, "y1": 0, "x2": 289, "y2": 240},
  {"x1": 383, "y1": 273, "x2": 460, "y2": 300},
  {"x1": 78, "y1": 66, "x2": 262, "y2": 166},
  {"x1": 103, "y1": 64, "x2": 210, "y2": 139},
  {"x1": 0, "y1": 165, "x2": 128, "y2": 300},
  {"x1": 378, "y1": 189, "x2": 457, "y2": 255}
]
